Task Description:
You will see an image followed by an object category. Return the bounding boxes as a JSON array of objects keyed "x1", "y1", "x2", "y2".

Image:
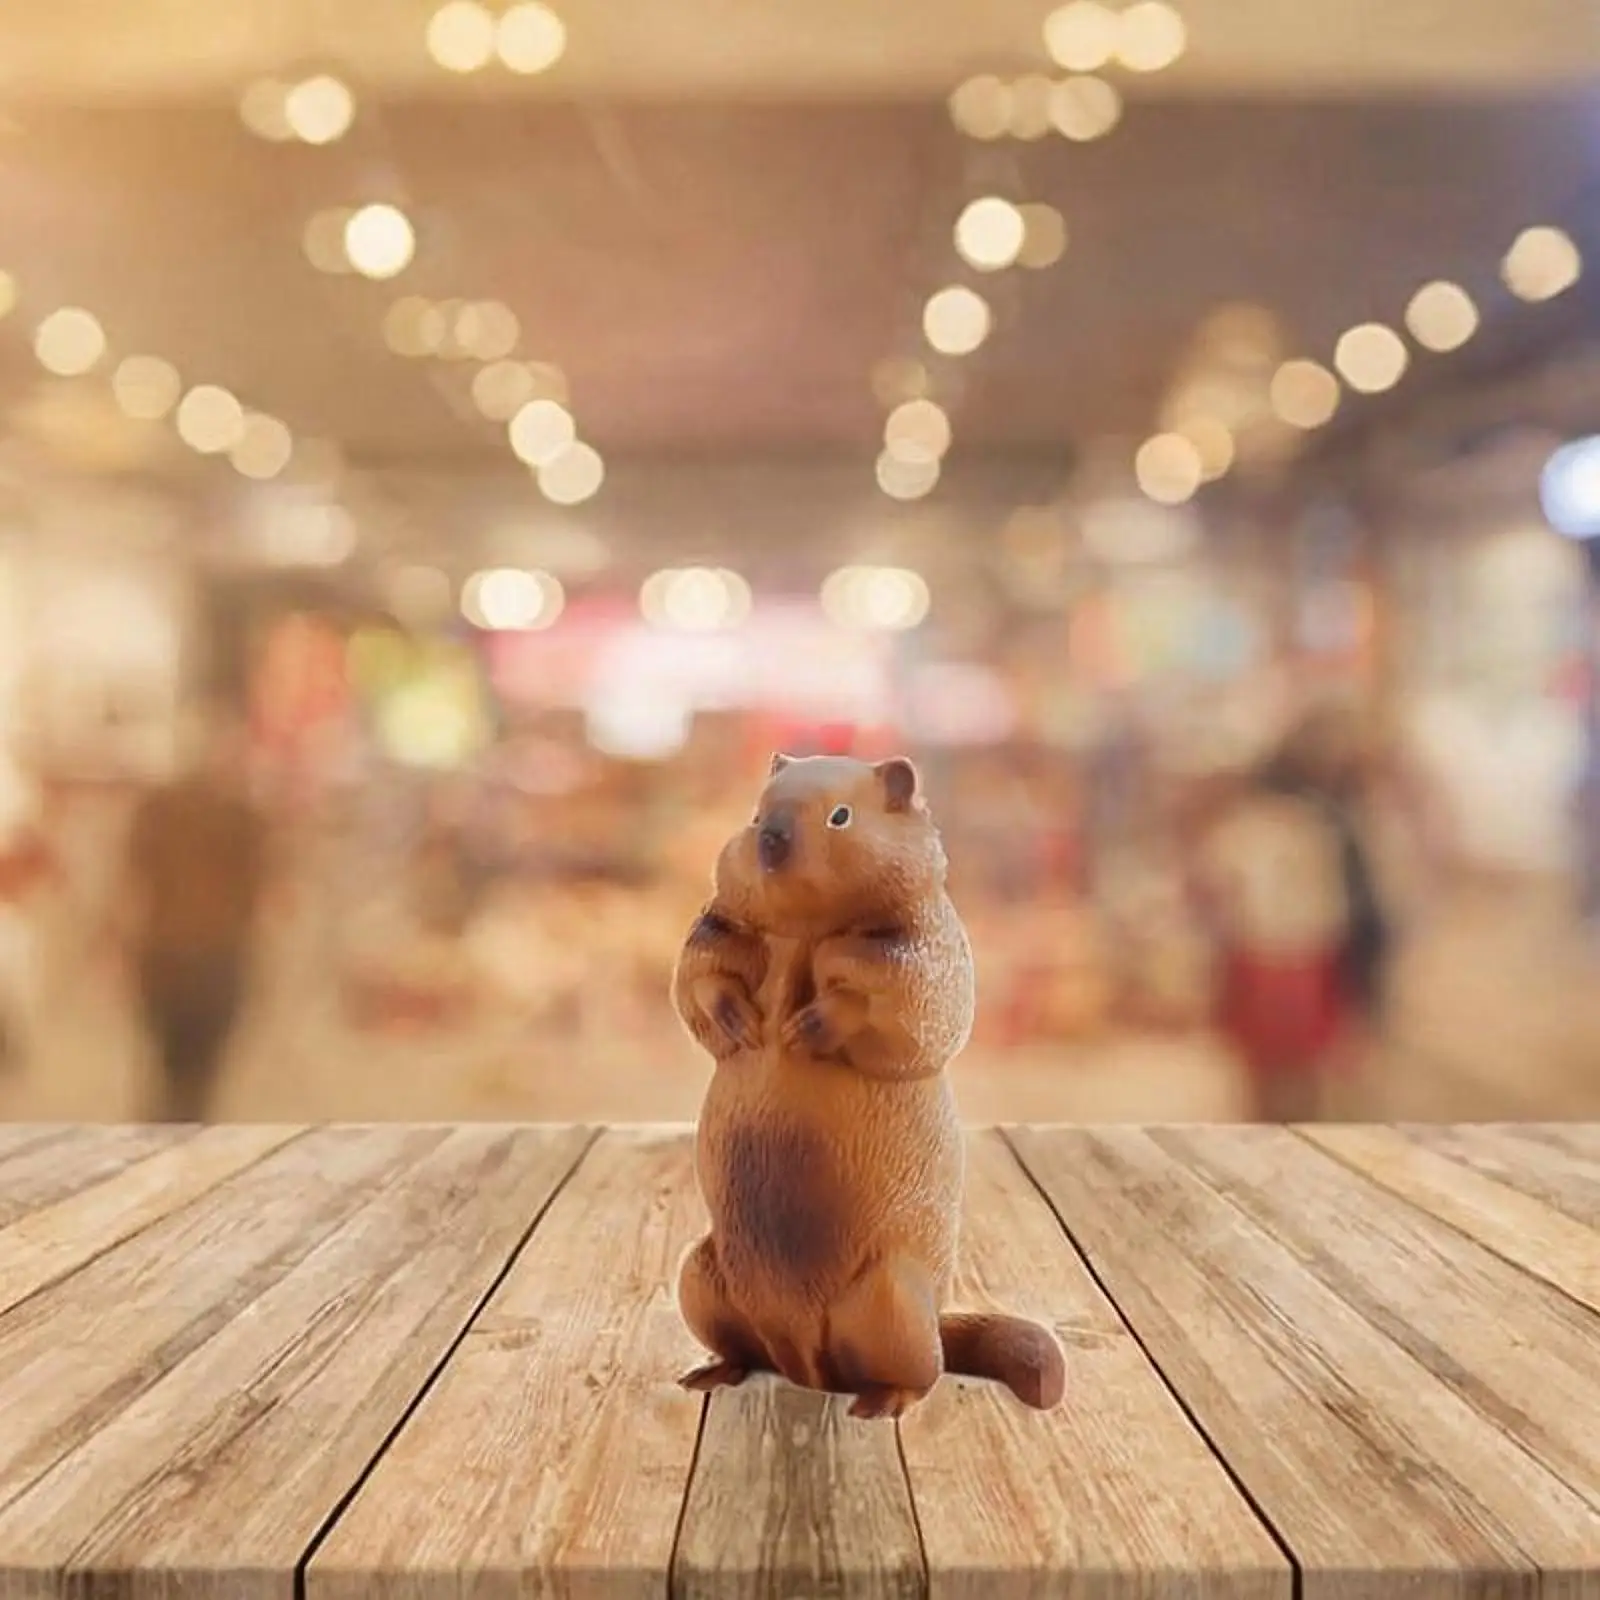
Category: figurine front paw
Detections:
[
  {"x1": 710, "y1": 987, "x2": 762, "y2": 1054},
  {"x1": 782, "y1": 1001, "x2": 835, "y2": 1055}
]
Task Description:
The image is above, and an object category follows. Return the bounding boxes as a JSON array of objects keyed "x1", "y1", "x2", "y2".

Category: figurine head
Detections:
[{"x1": 714, "y1": 753, "x2": 948, "y2": 932}]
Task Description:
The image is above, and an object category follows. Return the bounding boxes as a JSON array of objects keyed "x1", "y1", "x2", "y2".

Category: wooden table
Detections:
[{"x1": 0, "y1": 1122, "x2": 1596, "y2": 1598}]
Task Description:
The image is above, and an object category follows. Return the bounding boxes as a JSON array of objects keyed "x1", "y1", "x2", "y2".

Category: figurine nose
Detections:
[{"x1": 757, "y1": 812, "x2": 793, "y2": 871}]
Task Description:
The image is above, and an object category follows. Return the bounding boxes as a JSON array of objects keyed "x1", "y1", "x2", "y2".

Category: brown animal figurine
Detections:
[{"x1": 671, "y1": 753, "x2": 1066, "y2": 1420}]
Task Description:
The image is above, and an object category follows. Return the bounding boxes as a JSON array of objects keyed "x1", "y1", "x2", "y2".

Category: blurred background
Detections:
[{"x1": 0, "y1": 0, "x2": 1598, "y2": 1126}]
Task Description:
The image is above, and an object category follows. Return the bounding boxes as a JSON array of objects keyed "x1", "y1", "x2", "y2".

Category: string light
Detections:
[
  {"x1": 1049, "y1": 75, "x2": 1122, "y2": 141},
  {"x1": 1269, "y1": 359, "x2": 1340, "y2": 429},
  {"x1": 1173, "y1": 415, "x2": 1235, "y2": 481},
  {"x1": 230, "y1": 413, "x2": 295, "y2": 480},
  {"x1": 1333, "y1": 322, "x2": 1408, "y2": 393},
  {"x1": 884, "y1": 398, "x2": 952, "y2": 462},
  {"x1": 639, "y1": 567, "x2": 752, "y2": 632},
  {"x1": 948, "y1": 76, "x2": 1012, "y2": 141},
  {"x1": 1502, "y1": 225, "x2": 1582, "y2": 302},
  {"x1": 1404, "y1": 280, "x2": 1479, "y2": 352},
  {"x1": 344, "y1": 204, "x2": 416, "y2": 281},
  {"x1": 537, "y1": 440, "x2": 605, "y2": 504},
  {"x1": 496, "y1": 2, "x2": 567, "y2": 73},
  {"x1": 33, "y1": 308, "x2": 107, "y2": 376},
  {"x1": 112, "y1": 355, "x2": 182, "y2": 420},
  {"x1": 1135, "y1": 432, "x2": 1203, "y2": 504},
  {"x1": 953, "y1": 197, "x2": 1026, "y2": 273},
  {"x1": 1115, "y1": 2, "x2": 1188, "y2": 71},
  {"x1": 1007, "y1": 74, "x2": 1055, "y2": 140},
  {"x1": 175, "y1": 385, "x2": 247, "y2": 454},
  {"x1": 283, "y1": 75, "x2": 355, "y2": 144},
  {"x1": 462, "y1": 567, "x2": 564, "y2": 631},
  {"x1": 427, "y1": 1, "x2": 498, "y2": 71},
  {"x1": 508, "y1": 398, "x2": 575, "y2": 466},
  {"x1": 1043, "y1": 1, "x2": 1118, "y2": 71},
  {"x1": 821, "y1": 566, "x2": 931, "y2": 631},
  {"x1": 1016, "y1": 205, "x2": 1068, "y2": 269},
  {"x1": 876, "y1": 449, "x2": 941, "y2": 500},
  {"x1": 923, "y1": 286, "x2": 991, "y2": 356},
  {"x1": 454, "y1": 300, "x2": 520, "y2": 360}
]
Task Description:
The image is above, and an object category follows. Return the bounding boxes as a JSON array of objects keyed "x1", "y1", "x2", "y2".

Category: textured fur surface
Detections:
[{"x1": 672, "y1": 754, "x2": 1066, "y2": 1419}]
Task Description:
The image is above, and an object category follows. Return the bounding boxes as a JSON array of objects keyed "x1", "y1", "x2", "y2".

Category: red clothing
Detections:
[{"x1": 1215, "y1": 946, "x2": 1349, "y2": 1078}]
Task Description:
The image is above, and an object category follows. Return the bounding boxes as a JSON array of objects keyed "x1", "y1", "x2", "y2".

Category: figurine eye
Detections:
[{"x1": 826, "y1": 804, "x2": 853, "y2": 829}]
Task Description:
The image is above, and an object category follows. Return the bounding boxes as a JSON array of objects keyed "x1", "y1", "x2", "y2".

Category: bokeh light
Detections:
[
  {"x1": 1008, "y1": 74, "x2": 1055, "y2": 140},
  {"x1": 34, "y1": 308, "x2": 107, "y2": 376},
  {"x1": 1174, "y1": 415, "x2": 1235, "y2": 482},
  {"x1": 1269, "y1": 358, "x2": 1341, "y2": 428},
  {"x1": 1502, "y1": 226, "x2": 1582, "y2": 302},
  {"x1": 112, "y1": 355, "x2": 183, "y2": 420},
  {"x1": 1334, "y1": 322, "x2": 1409, "y2": 393},
  {"x1": 427, "y1": 1, "x2": 498, "y2": 72},
  {"x1": 954, "y1": 197, "x2": 1026, "y2": 272},
  {"x1": 508, "y1": 398, "x2": 576, "y2": 466},
  {"x1": 230, "y1": 414, "x2": 295, "y2": 480},
  {"x1": 462, "y1": 567, "x2": 565, "y2": 631},
  {"x1": 876, "y1": 449, "x2": 941, "y2": 500},
  {"x1": 821, "y1": 566, "x2": 932, "y2": 631},
  {"x1": 639, "y1": 567, "x2": 753, "y2": 632},
  {"x1": 497, "y1": 3, "x2": 567, "y2": 74},
  {"x1": 885, "y1": 398, "x2": 953, "y2": 462},
  {"x1": 1049, "y1": 75, "x2": 1123, "y2": 141},
  {"x1": 344, "y1": 205, "x2": 416, "y2": 281},
  {"x1": 1404, "y1": 280, "x2": 1480, "y2": 353},
  {"x1": 1115, "y1": 1, "x2": 1188, "y2": 71},
  {"x1": 537, "y1": 441, "x2": 605, "y2": 504},
  {"x1": 1043, "y1": 1, "x2": 1118, "y2": 71},
  {"x1": 1135, "y1": 432, "x2": 1204, "y2": 505},
  {"x1": 923, "y1": 285, "x2": 992, "y2": 356},
  {"x1": 238, "y1": 79, "x2": 294, "y2": 141},
  {"x1": 1016, "y1": 204, "x2": 1068, "y2": 268},
  {"x1": 175, "y1": 385, "x2": 247, "y2": 454},
  {"x1": 304, "y1": 209, "x2": 356, "y2": 275},
  {"x1": 283, "y1": 76, "x2": 355, "y2": 145},
  {"x1": 948, "y1": 76, "x2": 1012, "y2": 141}
]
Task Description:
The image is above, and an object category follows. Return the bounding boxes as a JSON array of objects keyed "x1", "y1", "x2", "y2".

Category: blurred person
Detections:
[{"x1": 119, "y1": 711, "x2": 272, "y2": 1121}]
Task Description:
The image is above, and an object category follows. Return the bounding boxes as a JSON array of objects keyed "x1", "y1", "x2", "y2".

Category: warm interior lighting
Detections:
[
  {"x1": 1502, "y1": 226, "x2": 1582, "y2": 302},
  {"x1": 497, "y1": 3, "x2": 567, "y2": 74},
  {"x1": 948, "y1": 76, "x2": 1012, "y2": 141},
  {"x1": 1174, "y1": 415, "x2": 1235, "y2": 481},
  {"x1": 1016, "y1": 205, "x2": 1068, "y2": 269},
  {"x1": 112, "y1": 355, "x2": 182, "y2": 420},
  {"x1": 876, "y1": 450, "x2": 941, "y2": 500},
  {"x1": 821, "y1": 566, "x2": 931, "y2": 632},
  {"x1": 1269, "y1": 359, "x2": 1340, "y2": 429},
  {"x1": 284, "y1": 75, "x2": 355, "y2": 145},
  {"x1": 1135, "y1": 432, "x2": 1204, "y2": 505},
  {"x1": 508, "y1": 398, "x2": 576, "y2": 465},
  {"x1": 472, "y1": 360, "x2": 537, "y2": 419},
  {"x1": 1115, "y1": 1, "x2": 1188, "y2": 71},
  {"x1": 231, "y1": 414, "x2": 295, "y2": 480},
  {"x1": 923, "y1": 286, "x2": 992, "y2": 356},
  {"x1": 954, "y1": 197, "x2": 1026, "y2": 273},
  {"x1": 1404, "y1": 280, "x2": 1479, "y2": 353},
  {"x1": 1043, "y1": 1, "x2": 1118, "y2": 71},
  {"x1": 344, "y1": 205, "x2": 416, "y2": 281},
  {"x1": 427, "y1": 1, "x2": 498, "y2": 72},
  {"x1": 33, "y1": 308, "x2": 106, "y2": 376},
  {"x1": 1049, "y1": 75, "x2": 1122, "y2": 141},
  {"x1": 1333, "y1": 322, "x2": 1409, "y2": 393},
  {"x1": 175, "y1": 385, "x2": 247, "y2": 454},
  {"x1": 537, "y1": 440, "x2": 605, "y2": 504},
  {"x1": 455, "y1": 300, "x2": 520, "y2": 361}
]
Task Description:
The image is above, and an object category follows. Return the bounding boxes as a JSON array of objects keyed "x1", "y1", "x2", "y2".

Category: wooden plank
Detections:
[
  {"x1": 1153, "y1": 1124, "x2": 1600, "y2": 1511},
  {"x1": 0, "y1": 1123, "x2": 592, "y2": 1600},
  {"x1": 1300, "y1": 1123, "x2": 1600, "y2": 1316},
  {"x1": 308, "y1": 1127, "x2": 710, "y2": 1600},
  {"x1": 0, "y1": 1126, "x2": 76, "y2": 1164},
  {"x1": 1008, "y1": 1125, "x2": 1600, "y2": 1600},
  {"x1": 902, "y1": 1131, "x2": 1289, "y2": 1600},
  {"x1": 675, "y1": 1377, "x2": 923, "y2": 1599},
  {"x1": 1493, "y1": 1123, "x2": 1600, "y2": 1164},
  {"x1": 1401, "y1": 1123, "x2": 1600, "y2": 1228},
  {"x1": 0, "y1": 1125, "x2": 195, "y2": 1224},
  {"x1": 0, "y1": 1123, "x2": 306, "y2": 1315}
]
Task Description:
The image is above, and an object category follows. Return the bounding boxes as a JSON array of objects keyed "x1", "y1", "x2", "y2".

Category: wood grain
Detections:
[
  {"x1": 0, "y1": 1125, "x2": 195, "y2": 1224},
  {"x1": 307, "y1": 1127, "x2": 710, "y2": 1600},
  {"x1": 0, "y1": 1124, "x2": 590, "y2": 1600},
  {"x1": 1008, "y1": 1125, "x2": 1600, "y2": 1600},
  {"x1": 674, "y1": 1377, "x2": 923, "y2": 1600},
  {"x1": 0, "y1": 1123, "x2": 304, "y2": 1315},
  {"x1": 1403, "y1": 1124, "x2": 1600, "y2": 1226},
  {"x1": 903, "y1": 1131, "x2": 1289, "y2": 1600},
  {"x1": 0, "y1": 1125, "x2": 75, "y2": 1164},
  {"x1": 1300, "y1": 1123, "x2": 1600, "y2": 1315}
]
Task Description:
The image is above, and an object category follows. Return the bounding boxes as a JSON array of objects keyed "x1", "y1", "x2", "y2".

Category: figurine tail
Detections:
[{"x1": 939, "y1": 1312, "x2": 1066, "y2": 1410}]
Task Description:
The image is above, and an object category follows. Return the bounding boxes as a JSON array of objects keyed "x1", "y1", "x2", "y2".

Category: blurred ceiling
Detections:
[{"x1": 4, "y1": 0, "x2": 1598, "y2": 101}]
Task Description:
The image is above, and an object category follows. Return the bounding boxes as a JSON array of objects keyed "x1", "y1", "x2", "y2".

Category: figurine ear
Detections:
[
  {"x1": 875, "y1": 756, "x2": 920, "y2": 812},
  {"x1": 769, "y1": 752, "x2": 794, "y2": 777}
]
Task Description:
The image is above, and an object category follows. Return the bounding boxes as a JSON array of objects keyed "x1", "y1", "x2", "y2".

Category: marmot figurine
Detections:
[{"x1": 671, "y1": 753, "x2": 1066, "y2": 1420}]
